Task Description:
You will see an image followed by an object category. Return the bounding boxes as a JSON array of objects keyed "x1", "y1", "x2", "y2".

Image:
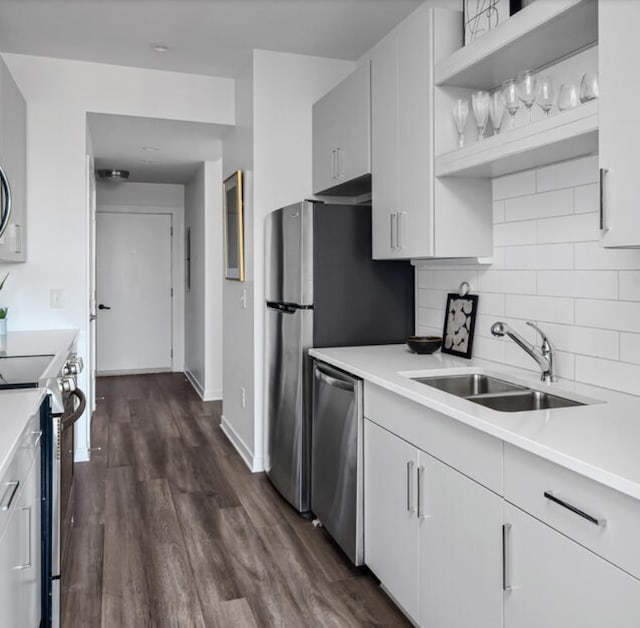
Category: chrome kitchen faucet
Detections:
[{"x1": 491, "y1": 321, "x2": 554, "y2": 383}]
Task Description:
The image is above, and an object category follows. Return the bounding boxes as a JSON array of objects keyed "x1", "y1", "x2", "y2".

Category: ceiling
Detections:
[{"x1": 0, "y1": 0, "x2": 424, "y2": 184}]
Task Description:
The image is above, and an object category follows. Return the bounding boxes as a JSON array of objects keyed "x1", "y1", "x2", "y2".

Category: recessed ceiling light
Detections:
[
  {"x1": 151, "y1": 43, "x2": 171, "y2": 53},
  {"x1": 142, "y1": 146, "x2": 159, "y2": 152},
  {"x1": 143, "y1": 160, "x2": 154, "y2": 166}
]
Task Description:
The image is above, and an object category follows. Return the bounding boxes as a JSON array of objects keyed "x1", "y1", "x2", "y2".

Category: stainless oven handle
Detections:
[
  {"x1": 61, "y1": 388, "x2": 86, "y2": 431},
  {"x1": 0, "y1": 481, "x2": 19, "y2": 511},
  {"x1": 0, "y1": 164, "x2": 12, "y2": 240}
]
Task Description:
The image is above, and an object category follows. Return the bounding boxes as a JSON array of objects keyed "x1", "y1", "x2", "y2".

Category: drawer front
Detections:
[
  {"x1": 0, "y1": 412, "x2": 41, "y2": 540},
  {"x1": 504, "y1": 443, "x2": 640, "y2": 579},
  {"x1": 364, "y1": 383, "x2": 503, "y2": 494}
]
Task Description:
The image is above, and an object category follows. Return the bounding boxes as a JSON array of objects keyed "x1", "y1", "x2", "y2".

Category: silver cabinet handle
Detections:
[
  {"x1": 14, "y1": 505, "x2": 32, "y2": 570},
  {"x1": 416, "y1": 465, "x2": 429, "y2": 520},
  {"x1": 406, "y1": 461, "x2": 415, "y2": 512},
  {"x1": 599, "y1": 168, "x2": 608, "y2": 231},
  {"x1": 0, "y1": 481, "x2": 19, "y2": 511},
  {"x1": 502, "y1": 523, "x2": 512, "y2": 591},
  {"x1": 0, "y1": 164, "x2": 12, "y2": 240},
  {"x1": 336, "y1": 147, "x2": 341, "y2": 179},
  {"x1": 331, "y1": 149, "x2": 337, "y2": 179},
  {"x1": 544, "y1": 491, "x2": 607, "y2": 527},
  {"x1": 397, "y1": 211, "x2": 406, "y2": 249},
  {"x1": 390, "y1": 212, "x2": 397, "y2": 250}
]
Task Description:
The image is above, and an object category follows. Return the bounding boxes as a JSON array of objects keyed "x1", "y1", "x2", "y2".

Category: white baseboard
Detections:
[
  {"x1": 184, "y1": 370, "x2": 222, "y2": 401},
  {"x1": 97, "y1": 367, "x2": 171, "y2": 376},
  {"x1": 220, "y1": 414, "x2": 262, "y2": 472}
]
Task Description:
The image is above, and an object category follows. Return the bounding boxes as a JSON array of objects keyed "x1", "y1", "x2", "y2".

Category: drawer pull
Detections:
[
  {"x1": 0, "y1": 481, "x2": 19, "y2": 511},
  {"x1": 544, "y1": 491, "x2": 607, "y2": 527},
  {"x1": 417, "y1": 466, "x2": 430, "y2": 520},
  {"x1": 502, "y1": 523, "x2": 512, "y2": 592},
  {"x1": 406, "y1": 460, "x2": 415, "y2": 513}
]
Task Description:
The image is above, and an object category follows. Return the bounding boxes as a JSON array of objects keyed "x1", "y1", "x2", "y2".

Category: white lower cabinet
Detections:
[
  {"x1": 0, "y1": 450, "x2": 41, "y2": 628},
  {"x1": 364, "y1": 419, "x2": 502, "y2": 627},
  {"x1": 503, "y1": 502, "x2": 640, "y2": 628}
]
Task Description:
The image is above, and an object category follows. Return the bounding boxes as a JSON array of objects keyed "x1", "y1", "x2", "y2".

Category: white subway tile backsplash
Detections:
[
  {"x1": 619, "y1": 271, "x2": 640, "y2": 301},
  {"x1": 620, "y1": 333, "x2": 640, "y2": 365},
  {"x1": 574, "y1": 183, "x2": 598, "y2": 214},
  {"x1": 492, "y1": 170, "x2": 536, "y2": 200},
  {"x1": 494, "y1": 220, "x2": 537, "y2": 247},
  {"x1": 493, "y1": 201, "x2": 505, "y2": 224},
  {"x1": 576, "y1": 300, "x2": 640, "y2": 333},
  {"x1": 477, "y1": 270, "x2": 537, "y2": 294},
  {"x1": 505, "y1": 243, "x2": 574, "y2": 270},
  {"x1": 575, "y1": 242, "x2": 640, "y2": 270},
  {"x1": 505, "y1": 188, "x2": 573, "y2": 222},
  {"x1": 536, "y1": 212, "x2": 599, "y2": 244},
  {"x1": 575, "y1": 356, "x2": 640, "y2": 396},
  {"x1": 505, "y1": 294, "x2": 574, "y2": 325},
  {"x1": 415, "y1": 155, "x2": 640, "y2": 396},
  {"x1": 536, "y1": 155, "x2": 598, "y2": 192},
  {"x1": 537, "y1": 271, "x2": 618, "y2": 300}
]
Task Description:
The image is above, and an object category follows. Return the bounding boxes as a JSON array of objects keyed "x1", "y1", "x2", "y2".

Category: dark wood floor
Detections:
[{"x1": 62, "y1": 373, "x2": 410, "y2": 628}]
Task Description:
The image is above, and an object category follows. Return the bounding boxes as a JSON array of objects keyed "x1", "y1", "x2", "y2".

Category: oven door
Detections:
[{"x1": 49, "y1": 387, "x2": 85, "y2": 628}]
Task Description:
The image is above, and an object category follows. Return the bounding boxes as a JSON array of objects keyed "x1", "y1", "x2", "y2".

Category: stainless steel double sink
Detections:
[{"x1": 412, "y1": 373, "x2": 586, "y2": 413}]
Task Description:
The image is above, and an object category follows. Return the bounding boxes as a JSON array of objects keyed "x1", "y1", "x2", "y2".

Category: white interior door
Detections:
[
  {"x1": 87, "y1": 156, "x2": 97, "y2": 412},
  {"x1": 96, "y1": 211, "x2": 173, "y2": 374}
]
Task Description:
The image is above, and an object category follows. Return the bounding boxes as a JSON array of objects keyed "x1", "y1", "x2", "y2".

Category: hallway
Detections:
[{"x1": 61, "y1": 373, "x2": 409, "y2": 627}]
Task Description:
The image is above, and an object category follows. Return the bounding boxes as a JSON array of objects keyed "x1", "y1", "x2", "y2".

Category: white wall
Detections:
[
  {"x1": 184, "y1": 161, "x2": 224, "y2": 400},
  {"x1": 96, "y1": 181, "x2": 186, "y2": 373},
  {"x1": 416, "y1": 154, "x2": 640, "y2": 398},
  {"x1": 1, "y1": 53, "x2": 234, "y2": 460},
  {"x1": 222, "y1": 50, "x2": 354, "y2": 470}
]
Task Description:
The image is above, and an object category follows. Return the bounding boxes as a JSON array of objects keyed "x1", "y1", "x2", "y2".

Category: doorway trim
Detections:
[{"x1": 96, "y1": 203, "x2": 185, "y2": 373}]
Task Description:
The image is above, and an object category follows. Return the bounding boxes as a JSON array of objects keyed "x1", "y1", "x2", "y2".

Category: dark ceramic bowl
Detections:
[{"x1": 407, "y1": 335, "x2": 443, "y2": 354}]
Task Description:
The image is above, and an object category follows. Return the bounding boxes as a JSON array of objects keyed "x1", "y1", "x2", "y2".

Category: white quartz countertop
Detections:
[
  {"x1": 309, "y1": 344, "x2": 640, "y2": 501},
  {"x1": 0, "y1": 329, "x2": 79, "y2": 478}
]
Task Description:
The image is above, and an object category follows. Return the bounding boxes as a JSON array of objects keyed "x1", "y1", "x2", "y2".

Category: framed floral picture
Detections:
[
  {"x1": 464, "y1": 0, "x2": 522, "y2": 46},
  {"x1": 441, "y1": 293, "x2": 479, "y2": 359},
  {"x1": 223, "y1": 170, "x2": 245, "y2": 281}
]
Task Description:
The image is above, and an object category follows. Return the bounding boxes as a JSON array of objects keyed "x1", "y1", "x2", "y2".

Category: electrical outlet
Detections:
[
  {"x1": 241, "y1": 386, "x2": 246, "y2": 408},
  {"x1": 50, "y1": 289, "x2": 64, "y2": 309}
]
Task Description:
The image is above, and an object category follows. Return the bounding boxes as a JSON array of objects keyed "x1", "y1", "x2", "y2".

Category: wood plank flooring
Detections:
[{"x1": 62, "y1": 373, "x2": 410, "y2": 628}]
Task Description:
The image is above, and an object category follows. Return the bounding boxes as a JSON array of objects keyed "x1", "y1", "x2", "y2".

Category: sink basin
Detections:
[
  {"x1": 413, "y1": 374, "x2": 527, "y2": 397},
  {"x1": 410, "y1": 372, "x2": 587, "y2": 413},
  {"x1": 470, "y1": 390, "x2": 585, "y2": 412}
]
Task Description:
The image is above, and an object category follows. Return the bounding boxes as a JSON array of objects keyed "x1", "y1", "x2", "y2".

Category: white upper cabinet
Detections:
[
  {"x1": 0, "y1": 56, "x2": 27, "y2": 262},
  {"x1": 370, "y1": 5, "x2": 492, "y2": 260},
  {"x1": 312, "y1": 62, "x2": 371, "y2": 196},
  {"x1": 598, "y1": 0, "x2": 640, "y2": 248}
]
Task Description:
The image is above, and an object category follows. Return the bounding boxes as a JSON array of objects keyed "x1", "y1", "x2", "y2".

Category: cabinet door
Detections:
[
  {"x1": 312, "y1": 63, "x2": 370, "y2": 195},
  {"x1": 371, "y1": 33, "x2": 399, "y2": 260},
  {"x1": 364, "y1": 419, "x2": 420, "y2": 623},
  {"x1": 419, "y1": 450, "x2": 503, "y2": 628},
  {"x1": 17, "y1": 453, "x2": 41, "y2": 628},
  {"x1": 0, "y1": 502, "x2": 22, "y2": 628},
  {"x1": 0, "y1": 57, "x2": 26, "y2": 262},
  {"x1": 504, "y1": 503, "x2": 640, "y2": 628},
  {"x1": 599, "y1": 1, "x2": 640, "y2": 248}
]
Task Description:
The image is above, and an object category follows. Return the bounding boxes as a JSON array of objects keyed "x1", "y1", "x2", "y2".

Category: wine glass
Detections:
[
  {"x1": 488, "y1": 89, "x2": 504, "y2": 135},
  {"x1": 536, "y1": 76, "x2": 555, "y2": 116},
  {"x1": 471, "y1": 90, "x2": 490, "y2": 140},
  {"x1": 502, "y1": 79, "x2": 520, "y2": 129},
  {"x1": 517, "y1": 70, "x2": 536, "y2": 122},
  {"x1": 452, "y1": 98, "x2": 469, "y2": 148},
  {"x1": 558, "y1": 82, "x2": 579, "y2": 110},
  {"x1": 579, "y1": 72, "x2": 599, "y2": 103}
]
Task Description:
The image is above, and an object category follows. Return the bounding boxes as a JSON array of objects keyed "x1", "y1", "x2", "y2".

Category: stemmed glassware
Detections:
[
  {"x1": 452, "y1": 98, "x2": 469, "y2": 148},
  {"x1": 517, "y1": 70, "x2": 536, "y2": 122},
  {"x1": 536, "y1": 76, "x2": 555, "y2": 116},
  {"x1": 502, "y1": 79, "x2": 520, "y2": 129},
  {"x1": 488, "y1": 90, "x2": 504, "y2": 135},
  {"x1": 471, "y1": 90, "x2": 490, "y2": 140},
  {"x1": 579, "y1": 72, "x2": 599, "y2": 102}
]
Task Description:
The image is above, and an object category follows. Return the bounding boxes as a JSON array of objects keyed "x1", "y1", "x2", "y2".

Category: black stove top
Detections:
[{"x1": 0, "y1": 354, "x2": 55, "y2": 389}]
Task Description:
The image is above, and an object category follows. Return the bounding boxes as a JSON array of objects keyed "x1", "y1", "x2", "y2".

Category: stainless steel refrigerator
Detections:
[{"x1": 265, "y1": 200, "x2": 414, "y2": 512}]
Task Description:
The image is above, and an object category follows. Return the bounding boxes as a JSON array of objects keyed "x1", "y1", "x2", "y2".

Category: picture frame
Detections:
[
  {"x1": 463, "y1": 0, "x2": 522, "y2": 46},
  {"x1": 441, "y1": 293, "x2": 479, "y2": 359},
  {"x1": 223, "y1": 170, "x2": 245, "y2": 281}
]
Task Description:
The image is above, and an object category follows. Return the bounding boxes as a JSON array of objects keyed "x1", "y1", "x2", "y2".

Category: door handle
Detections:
[
  {"x1": 502, "y1": 523, "x2": 512, "y2": 591},
  {"x1": 416, "y1": 465, "x2": 429, "y2": 520},
  {"x1": 98, "y1": 304, "x2": 111, "y2": 310},
  {"x1": 599, "y1": 168, "x2": 608, "y2": 231},
  {"x1": 406, "y1": 461, "x2": 415, "y2": 513}
]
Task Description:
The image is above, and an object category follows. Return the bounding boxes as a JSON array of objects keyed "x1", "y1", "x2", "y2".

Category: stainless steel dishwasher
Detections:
[{"x1": 311, "y1": 360, "x2": 363, "y2": 565}]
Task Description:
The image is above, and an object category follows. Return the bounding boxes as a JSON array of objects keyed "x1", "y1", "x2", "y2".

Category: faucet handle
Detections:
[{"x1": 526, "y1": 321, "x2": 552, "y2": 349}]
